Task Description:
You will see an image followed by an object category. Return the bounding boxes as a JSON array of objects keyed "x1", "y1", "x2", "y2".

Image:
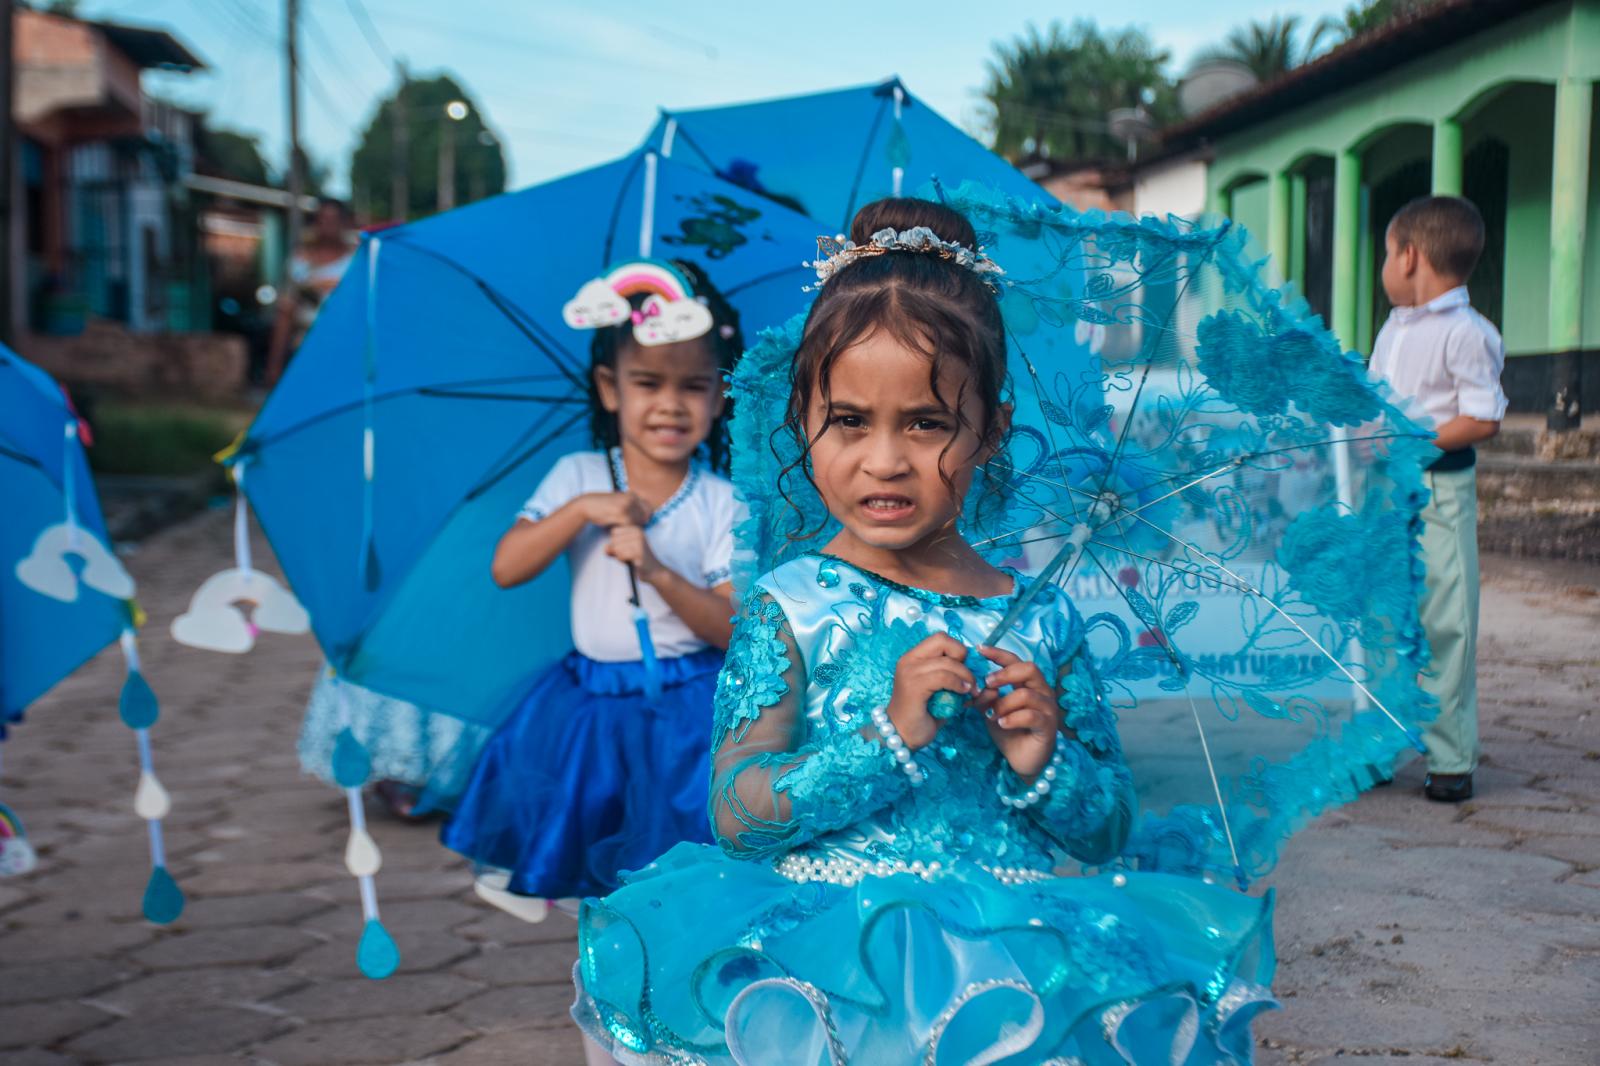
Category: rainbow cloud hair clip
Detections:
[
  {"x1": 805, "y1": 226, "x2": 1005, "y2": 291},
  {"x1": 562, "y1": 259, "x2": 716, "y2": 346}
]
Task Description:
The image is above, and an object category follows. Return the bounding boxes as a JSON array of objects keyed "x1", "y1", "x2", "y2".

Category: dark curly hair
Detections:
[
  {"x1": 778, "y1": 197, "x2": 1010, "y2": 537},
  {"x1": 585, "y1": 259, "x2": 743, "y2": 473}
]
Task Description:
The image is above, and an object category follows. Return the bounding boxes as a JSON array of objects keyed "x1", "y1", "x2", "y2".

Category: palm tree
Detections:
[
  {"x1": 983, "y1": 20, "x2": 1177, "y2": 162},
  {"x1": 1193, "y1": 15, "x2": 1320, "y2": 82}
]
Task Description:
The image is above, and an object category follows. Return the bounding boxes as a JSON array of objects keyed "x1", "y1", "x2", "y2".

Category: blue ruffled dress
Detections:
[
  {"x1": 442, "y1": 649, "x2": 722, "y2": 898},
  {"x1": 573, "y1": 553, "x2": 1276, "y2": 1064}
]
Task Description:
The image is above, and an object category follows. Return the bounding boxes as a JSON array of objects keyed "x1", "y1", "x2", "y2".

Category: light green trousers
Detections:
[{"x1": 1418, "y1": 467, "x2": 1480, "y2": 774}]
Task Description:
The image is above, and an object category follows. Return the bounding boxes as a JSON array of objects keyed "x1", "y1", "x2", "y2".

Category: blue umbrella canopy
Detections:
[
  {"x1": 235, "y1": 151, "x2": 824, "y2": 723},
  {"x1": 642, "y1": 78, "x2": 1054, "y2": 235},
  {"x1": 0, "y1": 349, "x2": 181, "y2": 920},
  {"x1": 0, "y1": 348, "x2": 127, "y2": 727}
]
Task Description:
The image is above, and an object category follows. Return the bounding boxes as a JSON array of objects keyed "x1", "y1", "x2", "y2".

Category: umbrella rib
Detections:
[
  {"x1": 1110, "y1": 504, "x2": 1420, "y2": 746},
  {"x1": 724, "y1": 264, "x2": 814, "y2": 299},
  {"x1": 1086, "y1": 242, "x2": 1199, "y2": 504},
  {"x1": 665, "y1": 122, "x2": 719, "y2": 173},
  {"x1": 602, "y1": 150, "x2": 650, "y2": 266},
  {"x1": 417, "y1": 388, "x2": 588, "y2": 404},
  {"x1": 465, "y1": 406, "x2": 591, "y2": 503},
  {"x1": 1132, "y1": 432, "x2": 1417, "y2": 494},
  {"x1": 384, "y1": 239, "x2": 588, "y2": 389},
  {"x1": 1087, "y1": 543, "x2": 1256, "y2": 596},
  {"x1": 1078, "y1": 543, "x2": 1245, "y2": 880},
  {"x1": 1008, "y1": 325, "x2": 1087, "y2": 525},
  {"x1": 248, "y1": 373, "x2": 581, "y2": 451},
  {"x1": 839, "y1": 94, "x2": 892, "y2": 233},
  {"x1": 0, "y1": 443, "x2": 44, "y2": 470}
]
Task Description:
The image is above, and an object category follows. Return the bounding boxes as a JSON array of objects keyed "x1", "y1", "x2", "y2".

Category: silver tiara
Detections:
[{"x1": 804, "y1": 226, "x2": 1005, "y2": 291}]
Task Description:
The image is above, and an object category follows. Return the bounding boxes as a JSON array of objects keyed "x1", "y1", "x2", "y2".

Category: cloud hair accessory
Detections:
[{"x1": 562, "y1": 259, "x2": 714, "y2": 346}]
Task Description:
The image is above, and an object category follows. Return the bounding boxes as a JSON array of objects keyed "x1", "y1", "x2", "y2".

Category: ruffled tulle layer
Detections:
[
  {"x1": 441, "y1": 650, "x2": 722, "y2": 898},
  {"x1": 573, "y1": 842, "x2": 1277, "y2": 1065},
  {"x1": 298, "y1": 664, "x2": 490, "y2": 809}
]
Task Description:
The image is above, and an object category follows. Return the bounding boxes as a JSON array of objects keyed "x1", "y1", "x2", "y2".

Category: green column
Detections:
[
  {"x1": 1432, "y1": 117, "x2": 1462, "y2": 196},
  {"x1": 1549, "y1": 78, "x2": 1592, "y2": 429},
  {"x1": 1332, "y1": 148, "x2": 1362, "y2": 351},
  {"x1": 1209, "y1": 182, "x2": 1232, "y2": 219},
  {"x1": 1267, "y1": 169, "x2": 1291, "y2": 281}
]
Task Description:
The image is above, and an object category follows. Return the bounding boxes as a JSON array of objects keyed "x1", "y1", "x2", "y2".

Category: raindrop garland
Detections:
[
  {"x1": 331, "y1": 699, "x2": 399, "y2": 979},
  {"x1": 334, "y1": 237, "x2": 400, "y2": 979},
  {"x1": 119, "y1": 627, "x2": 184, "y2": 924}
]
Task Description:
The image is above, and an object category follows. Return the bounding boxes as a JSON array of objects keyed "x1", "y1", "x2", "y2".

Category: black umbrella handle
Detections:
[{"x1": 606, "y1": 450, "x2": 643, "y2": 608}]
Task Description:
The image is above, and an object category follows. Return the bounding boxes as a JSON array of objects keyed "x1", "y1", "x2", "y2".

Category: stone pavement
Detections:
[{"x1": 1, "y1": 508, "x2": 1597, "y2": 1065}]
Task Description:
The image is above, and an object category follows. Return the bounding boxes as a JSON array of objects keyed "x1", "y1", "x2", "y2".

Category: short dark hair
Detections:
[{"x1": 1388, "y1": 195, "x2": 1485, "y2": 281}]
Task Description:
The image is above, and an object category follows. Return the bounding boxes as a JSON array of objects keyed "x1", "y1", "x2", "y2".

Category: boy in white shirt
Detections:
[{"x1": 1371, "y1": 195, "x2": 1508, "y2": 803}]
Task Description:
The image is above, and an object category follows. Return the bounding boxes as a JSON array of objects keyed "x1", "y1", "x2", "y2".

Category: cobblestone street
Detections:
[{"x1": 2, "y1": 508, "x2": 1597, "y2": 1065}]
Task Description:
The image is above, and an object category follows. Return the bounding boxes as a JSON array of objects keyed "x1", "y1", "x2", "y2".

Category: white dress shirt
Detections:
[
  {"x1": 1369, "y1": 286, "x2": 1508, "y2": 429},
  {"x1": 518, "y1": 450, "x2": 735, "y2": 662}
]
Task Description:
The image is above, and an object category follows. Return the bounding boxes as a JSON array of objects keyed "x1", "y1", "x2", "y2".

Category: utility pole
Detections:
[
  {"x1": 437, "y1": 119, "x2": 455, "y2": 213},
  {"x1": 0, "y1": 0, "x2": 16, "y2": 346},
  {"x1": 283, "y1": 0, "x2": 303, "y2": 278},
  {"x1": 438, "y1": 100, "x2": 467, "y2": 214},
  {"x1": 390, "y1": 61, "x2": 408, "y2": 222}
]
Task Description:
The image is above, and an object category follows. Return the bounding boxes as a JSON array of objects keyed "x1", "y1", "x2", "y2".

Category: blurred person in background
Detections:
[{"x1": 265, "y1": 197, "x2": 357, "y2": 386}]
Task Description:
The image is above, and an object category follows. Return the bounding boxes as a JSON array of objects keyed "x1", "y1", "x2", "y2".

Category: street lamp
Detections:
[{"x1": 439, "y1": 100, "x2": 470, "y2": 211}]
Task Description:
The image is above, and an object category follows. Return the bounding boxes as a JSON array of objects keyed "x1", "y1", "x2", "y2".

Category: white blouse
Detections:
[{"x1": 518, "y1": 450, "x2": 735, "y2": 662}]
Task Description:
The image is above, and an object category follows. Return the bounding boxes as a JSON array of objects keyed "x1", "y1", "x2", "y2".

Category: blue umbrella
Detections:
[
  {"x1": 0, "y1": 348, "x2": 182, "y2": 920},
  {"x1": 642, "y1": 77, "x2": 1055, "y2": 234},
  {"x1": 225, "y1": 153, "x2": 822, "y2": 975},
  {"x1": 234, "y1": 150, "x2": 820, "y2": 720}
]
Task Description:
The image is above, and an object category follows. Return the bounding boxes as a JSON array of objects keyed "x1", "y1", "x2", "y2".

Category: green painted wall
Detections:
[{"x1": 1205, "y1": 0, "x2": 1600, "y2": 356}]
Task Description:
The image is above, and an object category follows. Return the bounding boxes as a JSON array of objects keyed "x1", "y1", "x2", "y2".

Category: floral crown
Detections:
[{"x1": 804, "y1": 226, "x2": 1004, "y2": 291}]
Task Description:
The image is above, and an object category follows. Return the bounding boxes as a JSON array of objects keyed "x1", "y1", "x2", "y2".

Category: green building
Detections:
[{"x1": 1160, "y1": 0, "x2": 1598, "y2": 424}]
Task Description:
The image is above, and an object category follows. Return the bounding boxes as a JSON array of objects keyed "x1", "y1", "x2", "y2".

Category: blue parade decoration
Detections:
[{"x1": 0, "y1": 347, "x2": 182, "y2": 920}]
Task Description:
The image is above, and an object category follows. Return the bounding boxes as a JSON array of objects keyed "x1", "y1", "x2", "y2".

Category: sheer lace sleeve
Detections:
[
  {"x1": 1017, "y1": 626, "x2": 1137, "y2": 866},
  {"x1": 709, "y1": 589, "x2": 911, "y2": 858}
]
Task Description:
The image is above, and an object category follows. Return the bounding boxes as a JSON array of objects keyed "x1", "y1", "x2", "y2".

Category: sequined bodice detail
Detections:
[{"x1": 709, "y1": 554, "x2": 1135, "y2": 877}]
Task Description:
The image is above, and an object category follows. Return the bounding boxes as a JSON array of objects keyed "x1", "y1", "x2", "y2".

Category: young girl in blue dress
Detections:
[
  {"x1": 572, "y1": 199, "x2": 1277, "y2": 1064},
  {"x1": 443, "y1": 259, "x2": 741, "y2": 916}
]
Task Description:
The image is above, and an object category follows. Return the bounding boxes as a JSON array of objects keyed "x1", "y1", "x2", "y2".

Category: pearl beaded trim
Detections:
[
  {"x1": 774, "y1": 852, "x2": 1052, "y2": 887},
  {"x1": 870, "y1": 703, "x2": 925, "y2": 786},
  {"x1": 995, "y1": 738, "x2": 1069, "y2": 810}
]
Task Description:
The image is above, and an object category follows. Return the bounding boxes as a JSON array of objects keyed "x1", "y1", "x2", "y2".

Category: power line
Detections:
[{"x1": 343, "y1": 0, "x2": 396, "y2": 70}]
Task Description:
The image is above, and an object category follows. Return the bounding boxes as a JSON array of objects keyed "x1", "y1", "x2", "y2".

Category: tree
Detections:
[
  {"x1": 196, "y1": 127, "x2": 273, "y2": 187},
  {"x1": 983, "y1": 20, "x2": 1178, "y2": 163},
  {"x1": 1317, "y1": 0, "x2": 1438, "y2": 46},
  {"x1": 1193, "y1": 15, "x2": 1329, "y2": 82},
  {"x1": 349, "y1": 73, "x2": 507, "y2": 222}
]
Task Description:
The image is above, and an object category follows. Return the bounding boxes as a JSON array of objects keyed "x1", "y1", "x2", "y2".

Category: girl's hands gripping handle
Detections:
[
  {"x1": 883, "y1": 634, "x2": 975, "y2": 750},
  {"x1": 974, "y1": 645, "x2": 1074, "y2": 782}
]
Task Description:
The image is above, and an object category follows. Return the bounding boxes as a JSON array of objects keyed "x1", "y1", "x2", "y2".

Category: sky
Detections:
[{"x1": 76, "y1": 0, "x2": 1354, "y2": 195}]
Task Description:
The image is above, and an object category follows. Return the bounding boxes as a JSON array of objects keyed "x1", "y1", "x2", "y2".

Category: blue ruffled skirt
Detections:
[
  {"x1": 441, "y1": 649, "x2": 722, "y2": 898},
  {"x1": 574, "y1": 843, "x2": 1277, "y2": 1065}
]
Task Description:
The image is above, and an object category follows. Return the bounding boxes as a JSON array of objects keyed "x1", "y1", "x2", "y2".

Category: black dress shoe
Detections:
[{"x1": 1424, "y1": 772, "x2": 1473, "y2": 803}]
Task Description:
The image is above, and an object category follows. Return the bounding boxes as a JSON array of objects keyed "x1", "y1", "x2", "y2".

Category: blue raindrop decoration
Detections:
[
  {"x1": 142, "y1": 865, "x2": 185, "y2": 924},
  {"x1": 118, "y1": 671, "x2": 160, "y2": 729},
  {"x1": 331, "y1": 728, "x2": 372, "y2": 789},
  {"x1": 357, "y1": 917, "x2": 400, "y2": 979}
]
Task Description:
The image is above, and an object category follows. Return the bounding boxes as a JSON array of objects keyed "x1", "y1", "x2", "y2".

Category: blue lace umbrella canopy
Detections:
[{"x1": 730, "y1": 184, "x2": 1437, "y2": 887}]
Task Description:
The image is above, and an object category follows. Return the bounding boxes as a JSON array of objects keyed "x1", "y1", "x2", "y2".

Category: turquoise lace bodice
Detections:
[{"x1": 710, "y1": 553, "x2": 1136, "y2": 877}]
